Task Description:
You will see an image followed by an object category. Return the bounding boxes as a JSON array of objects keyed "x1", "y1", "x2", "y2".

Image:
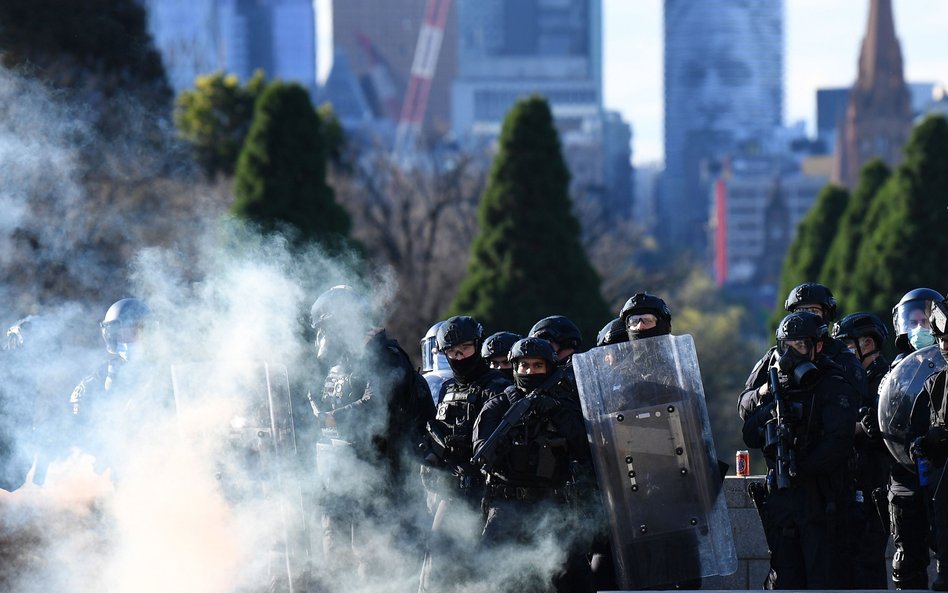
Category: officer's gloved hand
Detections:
[
  {"x1": 530, "y1": 394, "x2": 560, "y2": 415},
  {"x1": 859, "y1": 406, "x2": 881, "y2": 439}
]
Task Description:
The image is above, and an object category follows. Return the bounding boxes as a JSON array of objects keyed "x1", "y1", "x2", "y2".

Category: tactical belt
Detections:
[{"x1": 486, "y1": 483, "x2": 569, "y2": 502}]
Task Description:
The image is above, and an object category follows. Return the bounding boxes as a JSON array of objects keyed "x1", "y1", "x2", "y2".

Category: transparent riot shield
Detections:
[
  {"x1": 172, "y1": 361, "x2": 308, "y2": 593},
  {"x1": 573, "y1": 334, "x2": 737, "y2": 589},
  {"x1": 879, "y1": 346, "x2": 947, "y2": 472}
]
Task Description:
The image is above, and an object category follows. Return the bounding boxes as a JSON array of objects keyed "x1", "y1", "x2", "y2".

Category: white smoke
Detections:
[{"x1": 0, "y1": 66, "x2": 591, "y2": 593}]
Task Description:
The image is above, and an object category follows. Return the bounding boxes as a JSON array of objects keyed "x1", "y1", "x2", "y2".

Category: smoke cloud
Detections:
[{"x1": 0, "y1": 66, "x2": 590, "y2": 593}]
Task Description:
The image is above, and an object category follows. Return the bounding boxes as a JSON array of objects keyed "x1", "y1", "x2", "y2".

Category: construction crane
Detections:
[{"x1": 393, "y1": 0, "x2": 451, "y2": 160}]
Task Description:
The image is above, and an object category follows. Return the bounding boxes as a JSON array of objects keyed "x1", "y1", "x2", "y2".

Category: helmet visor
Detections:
[
  {"x1": 895, "y1": 301, "x2": 933, "y2": 335},
  {"x1": 421, "y1": 336, "x2": 437, "y2": 372}
]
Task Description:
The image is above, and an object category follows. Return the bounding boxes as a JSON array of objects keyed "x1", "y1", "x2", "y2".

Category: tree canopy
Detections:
[
  {"x1": 447, "y1": 95, "x2": 611, "y2": 340},
  {"x1": 232, "y1": 81, "x2": 352, "y2": 252},
  {"x1": 175, "y1": 71, "x2": 267, "y2": 178}
]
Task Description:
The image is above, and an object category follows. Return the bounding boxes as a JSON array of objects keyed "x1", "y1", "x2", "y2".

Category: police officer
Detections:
[
  {"x1": 833, "y1": 312, "x2": 891, "y2": 589},
  {"x1": 739, "y1": 283, "x2": 866, "y2": 426},
  {"x1": 741, "y1": 312, "x2": 860, "y2": 589},
  {"x1": 307, "y1": 285, "x2": 435, "y2": 590},
  {"x1": 619, "y1": 292, "x2": 672, "y2": 340},
  {"x1": 480, "y1": 331, "x2": 521, "y2": 381},
  {"x1": 68, "y1": 298, "x2": 168, "y2": 476},
  {"x1": 892, "y1": 288, "x2": 945, "y2": 364},
  {"x1": 529, "y1": 315, "x2": 583, "y2": 368},
  {"x1": 421, "y1": 320, "x2": 453, "y2": 405},
  {"x1": 910, "y1": 298, "x2": 948, "y2": 591},
  {"x1": 596, "y1": 317, "x2": 628, "y2": 346},
  {"x1": 418, "y1": 316, "x2": 511, "y2": 592},
  {"x1": 888, "y1": 288, "x2": 945, "y2": 589},
  {"x1": 472, "y1": 337, "x2": 595, "y2": 593}
]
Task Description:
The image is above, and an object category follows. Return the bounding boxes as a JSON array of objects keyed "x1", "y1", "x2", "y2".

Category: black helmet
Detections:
[
  {"x1": 892, "y1": 288, "x2": 944, "y2": 352},
  {"x1": 776, "y1": 311, "x2": 827, "y2": 347},
  {"x1": 930, "y1": 299, "x2": 948, "y2": 339},
  {"x1": 310, "y1": 285, "x2": 372, "y2": 329},
  {"x1": 620, "y1": 292, "x2": 672, "y2": 339},
  {"x1": 481, "y1": 331, "x2": 521, "y2": 360},
  {"x1": 437, "y1": 316, "x2": 485, "y2": 350},
  {"x1": 529, "y1": 315, "x2": 582, "y2": 350},
  {"x1": 101, "y1": 298, "x2": 152, "y2": 355},
  {"x1": 597, "y1": 317, "x2": 629, "y2": 346},
  {"x1": 784, "y1": 283, "x2": 837, "y2": 321},
  {"x1": 508, "y1": 337, "x2": 557, "y2": 368},
  {"x1": 832, "y1": 312, "x2": 889, "y2": 348}
]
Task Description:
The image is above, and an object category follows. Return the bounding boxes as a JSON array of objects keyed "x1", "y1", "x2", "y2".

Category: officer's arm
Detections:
[
  {"x1": 741, "y1": 397, "x2": 773, "y2": 450},
  {"x1": 737, "y1": 348, "x2": 773, "y2": 420},
  {"x1": 471, "y1": 393, "x2": 509, "y2": 457},
  {"x1": 796, "y1": 378, "x2": 858, "y2": 475}
]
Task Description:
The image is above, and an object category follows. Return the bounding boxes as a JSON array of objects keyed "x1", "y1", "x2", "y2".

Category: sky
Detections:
[{"x1": 602, "y1": 0, "x2": 948, "y2": 166}]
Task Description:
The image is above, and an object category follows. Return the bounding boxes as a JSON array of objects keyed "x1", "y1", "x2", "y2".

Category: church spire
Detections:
[{"x1": 832, "y1": 0, "x2": 912, "y2": 188}]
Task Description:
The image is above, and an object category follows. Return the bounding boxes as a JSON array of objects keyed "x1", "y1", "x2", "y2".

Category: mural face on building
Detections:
[{"x1": 668, "y1": 1, "x2": 780, "y2": 145}]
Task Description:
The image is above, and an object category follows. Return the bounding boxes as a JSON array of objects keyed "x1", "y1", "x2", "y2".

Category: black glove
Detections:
[
  {"x1": 530, "y1": 394, "x2": 560, "y2": 415},
  {"x1": 859, "y1": 406, "x2": 881, "y2": 439},
  {"x1": 910, "y1": 436, "x2": 927, "y2": 463}
]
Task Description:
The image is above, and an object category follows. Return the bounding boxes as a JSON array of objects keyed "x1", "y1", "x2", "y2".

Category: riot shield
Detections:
[
  {"x1": 879, "y1": 346, "x2": 947, "y2": 472},
  {"x1": 172, "y1": 361, "x2": 308, "y2": 593},
  {"x1": 573, "y1": 334, "x2": 737, "y2": 589}
]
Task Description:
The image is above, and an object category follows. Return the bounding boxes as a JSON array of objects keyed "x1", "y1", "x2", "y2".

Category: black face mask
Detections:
[
  {"x1": 497, "y1": 367, "x2": 515, "y2": 382},
  {"x1": 515, "y1": 373, "x2": 548, "y2": 393},
  {"x1": 447, "y1": 353, "x2": 487, "y2": 383},
  {"x1": 776, "y1": 349, "x2": 821, "y2": 389},
  {"x1": 628, "y1": 319, "x2": 671, "y2": 341}
]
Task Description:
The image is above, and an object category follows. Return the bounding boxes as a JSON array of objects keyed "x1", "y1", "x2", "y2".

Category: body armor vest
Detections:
[{"x1": 319, "y1": 363, "x2": 368, "y2": 440}]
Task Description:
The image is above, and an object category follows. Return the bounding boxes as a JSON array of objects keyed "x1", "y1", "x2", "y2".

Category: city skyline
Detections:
[{"x1": 603, "y1": 0, "x2": 948, "y2": 165}]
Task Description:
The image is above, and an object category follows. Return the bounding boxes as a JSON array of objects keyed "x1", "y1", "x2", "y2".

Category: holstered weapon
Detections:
[
  {"x1": 871, "y1": 486, "x2": 891, "y2": 534},
  {"x1": 747, "y1": 480, "x2": 773, "y2": 549}
]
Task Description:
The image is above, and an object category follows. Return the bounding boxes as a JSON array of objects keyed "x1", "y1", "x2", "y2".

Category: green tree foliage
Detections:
[
  {"x1": 175, "y1": 71, "x2": 267, "y2": 178},
  {"x1": 447, "y1": 95, "x2": 610, "y2": 339},
  {"x1": 232, "y1": 81, "x2": 352, "y2": 251},
  {"x1": 773, "y1": 184, "x2": 849, "y2": 325},
  {"x1": 821, "y1": 159, "x2": 891, "y2": 313},
  {"x1": 848, "y1": 115, "x2": 948, "y2": 319}
]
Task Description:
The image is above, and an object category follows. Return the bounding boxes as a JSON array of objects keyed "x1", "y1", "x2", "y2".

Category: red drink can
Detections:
[{"x1": 736, "y1": 450, "x2": 750, "y2": 476}]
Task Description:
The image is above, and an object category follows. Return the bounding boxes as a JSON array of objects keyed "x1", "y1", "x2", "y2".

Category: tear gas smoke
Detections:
[{"x1": 0, "y1": 67, "x2": 588, "y2": 593}]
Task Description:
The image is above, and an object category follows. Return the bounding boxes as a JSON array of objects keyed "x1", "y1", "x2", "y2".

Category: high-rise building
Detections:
[
  {"x1": 141, "y1": 0, "x2": 221, "y2": 93},
  {"x1": 832, "y1": 0, "x2": 912, "y2": 189},
  {"x1": 662, "y1": 0, "x2": 783, "y2": 255},
  {"x1": 328, "y1": 0, "x2": 457, "y2": 136},
  {"x1": 143, "y1": 0, "x2": 316, "y2": 95},
  {"x1": 452, "y1": 0, "x2": 602, "y2": 138}
]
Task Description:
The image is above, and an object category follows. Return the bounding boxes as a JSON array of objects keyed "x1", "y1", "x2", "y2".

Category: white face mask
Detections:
[{"x1": 909, "y1": 327, "x2": 936, "y2": 350}]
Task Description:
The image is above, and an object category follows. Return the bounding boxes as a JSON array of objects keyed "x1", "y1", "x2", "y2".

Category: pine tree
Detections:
[
  {"x1": 848, "y1": 115, "x2": 948, "y2": 319},
  {"x1": 232, "y1": 81, "x2": 352, "y2": 250},
  {"x1": 447, "y1": 96, "x2": 611, "y2": 340},
  {"x1": 175, "y1": 71, "x2": 267, "y2": 178},
  {"x1": 772, "y1": 184, "x2": 849, "y2": 325},
  {"x1": 821, "y1": 159, "x2": 891, "y2": 314}
]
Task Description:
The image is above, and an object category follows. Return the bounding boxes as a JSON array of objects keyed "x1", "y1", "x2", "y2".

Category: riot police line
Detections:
[{"x1": 2, "y1": 283, "x2": 948, "y2": 592}]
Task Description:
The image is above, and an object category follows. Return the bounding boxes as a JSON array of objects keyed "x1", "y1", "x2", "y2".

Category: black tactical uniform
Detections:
[
  {"x1": 472, "y1": 337, "x2": 595, "y2": 593},
  {"x1": 418, "y1": 316, "x2": 511, "y2": 592},
  {"x1": 889, "y1": 288, "x2": 945, "y2": 589},
  {"x1": 832, "y1": 312, "x2": 892, "y2": 589},
  {"x1": 307, "y1": 286, "x2": 435, "y2": 590},
  {"x1": 910, "y1": 298, "x2": 948, "y2": 591},
  {"x1": 741, "y1": 312, "x2": 860, "y2": 589}
]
